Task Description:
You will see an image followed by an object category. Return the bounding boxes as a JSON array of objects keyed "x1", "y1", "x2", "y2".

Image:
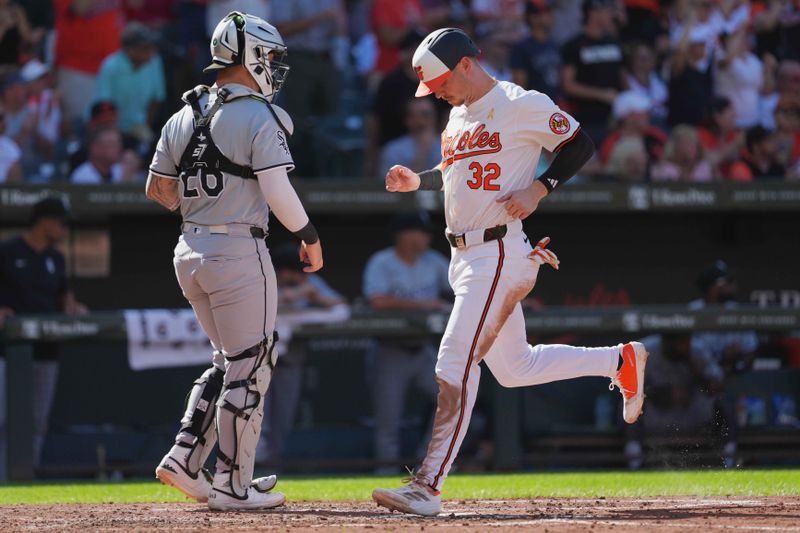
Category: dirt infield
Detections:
[{"x1": 2, "y1": 497, "x2": 798, "y2": 532}]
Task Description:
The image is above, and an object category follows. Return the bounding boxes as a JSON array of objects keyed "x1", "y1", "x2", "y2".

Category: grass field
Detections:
[{"x1": 1, "y1": 469, "x2": 798, "y2": 505}]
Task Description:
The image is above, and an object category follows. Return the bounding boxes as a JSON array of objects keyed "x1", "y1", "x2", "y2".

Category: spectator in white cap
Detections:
[
  {"x1": 19, "y1": 59, "x2": 61, "y2": 181},
  {"x1": 599, "y1": 91, "x2": 666, "y2": 173}
]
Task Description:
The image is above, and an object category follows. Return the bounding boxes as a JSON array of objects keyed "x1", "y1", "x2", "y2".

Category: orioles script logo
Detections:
[{"x1": 441, "y1": 123, "x2": 502, "y2": 168}]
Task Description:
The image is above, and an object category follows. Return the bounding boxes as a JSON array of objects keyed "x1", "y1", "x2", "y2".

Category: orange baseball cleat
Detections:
[{"x1": 610, "y1": 341, "x2": 649, "y2": 424}]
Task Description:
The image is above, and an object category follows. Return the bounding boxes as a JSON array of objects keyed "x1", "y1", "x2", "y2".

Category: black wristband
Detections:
[
  {"x1": 293, "y1": 221, "x2": 319, "y2": 244},
  {"x1": 418, "y1": 168, "x2": 443, "y2": 191},
  {"x1": 537, "y1": 175, "x2": 556, "y2": 193}
]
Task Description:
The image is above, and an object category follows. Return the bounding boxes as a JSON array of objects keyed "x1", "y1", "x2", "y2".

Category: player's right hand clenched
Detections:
[
  {"x1": 385, "y1": 165, "x2": 421, "y2": 192},
  {"x1": 299, "y1": 240, "x2": 323, "y2": 272}
]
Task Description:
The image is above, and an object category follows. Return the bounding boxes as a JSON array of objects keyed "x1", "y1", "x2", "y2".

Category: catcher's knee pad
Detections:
[
  {"x1": 177, "y1": 360, "x2": 224, "y2": 474},
  {"x1": 216, "y1": 333, "x2": 278, "y2": 498}
]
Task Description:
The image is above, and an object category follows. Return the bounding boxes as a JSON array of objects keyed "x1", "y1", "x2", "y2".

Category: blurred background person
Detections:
[
  {"x1": 272, "y1": 0, "x2": 349, "y2": 178},
  {"x1": 362, "y1": 213, "x2": 451, "y2": 474},
  {"x1": 0, "y1": 0, "x2": 37, "y2": 75},
  {"x1": 364, "y1": 30, "x2": 447, "y2": 178},
  {"x1": 257, "y1": 244, "x2": 348, "y2": 468},
  {"x1": 0, "y1": 198, "x2": 88, "y2": 480},
  {"x1": 67, "y1": 100, "x2": 145, "y2": 174},
  {"x1": 624, "y1": 41, "x2": 668, "y2": 128},
  {"x1": 379, "y1": 97, "x2": 441, "y2": 178},
  {"x1": 728, "y1": 125, "x2": 787, "y2": 180},
  {"x1": 0, "y1": 102, "x2": 21, "y2": 182},
  {"x1": 471, "y1": 0, "x2": 526, "y2": 39},
  {"x1": 605, "y1": 135, "x2": 649, "y2": 181},
  {"x1": 561, "y1": 0, "x2": 625, "y2": 145},
  {"x1": 94, "y1": 22, "x2": 165, "y2": 145},
  {"x1": 476, "y1": 26, "x2": 514, "y2": 82},
  {"x1": 760, "y1": 60, "x2": 800, "y2": 130},
  {"x1": 370, "y1": 0, "x2": 423, "y2": 78},
  {"x1": 689, "y1": 260, "x2": 759, "y2": 468},
  {"x1": 714, "y1": 29, "x2": 771, "y2": 130},
  {"x1": 54, "y1": 0, "x2": 123, "y2": 126},
  {"x1": 624, "y1": 332, "x2": 729, "y2": 470},
  {"x1": 772, "y1": 95, "x2": 800, "y2": 175},
  {"x1": 668, "y1": 25, "x2": 715, "y2": 128},
  {"x1": 206, "y1": 0, "x2": 270, "y2": 36},
  {"x1": 70, "y1": 127, "x2": 143, "y2": 184},
  {"x1": 599, "y1": 91, "x2": 666, "y2": 172},
  {"x1": 18, "y1": 60, "x2": 60, "y2": 181},
  {"x1": 697, "y1": 96, "x2": 744, "y2": 179},
  {"x1": 652, "y1": 124, "x2": 714, "y2": 181},
  {"x1": 510, "y1": 0, "x2": 561, "y2": 98},
  {"x1": 1, "y1": 74, "x2": 32, "y2": 152}
]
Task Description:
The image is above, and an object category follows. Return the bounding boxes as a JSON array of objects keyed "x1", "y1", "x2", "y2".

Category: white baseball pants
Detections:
[{"x1": 416, "y1": 221, "x2": 621, "y2": 491}]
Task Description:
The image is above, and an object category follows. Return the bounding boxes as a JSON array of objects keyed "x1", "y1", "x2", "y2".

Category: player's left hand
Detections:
[{"x1": 496, "y1": 182, "x2": 548, "y2": 220}]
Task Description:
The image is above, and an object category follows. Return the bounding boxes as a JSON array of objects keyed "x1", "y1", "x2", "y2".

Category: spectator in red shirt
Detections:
[
  {"x1": 697, "y1": 97, "x2": 744, "y2": 178},
  {"x1": 54, "y1": 0, "x2": 123, "y2": 124},
  {"x1": 124, "y1": 0, "x2": 175, "y2": 30},
  {"x1": 370, "y1": 0, "x2": 423, "y2": 75},
  {"x1": 599, "y1": 91, "x2": 666, "y2": 170}
]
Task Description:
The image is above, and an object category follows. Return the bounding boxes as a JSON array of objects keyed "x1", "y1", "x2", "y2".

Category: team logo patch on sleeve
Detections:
[
  {"x1": 276, "y1": 130, "x2": 290, "y2": 156},
  {"x1": 549, "y1": 112, "x2": 571, "y2": 135}
]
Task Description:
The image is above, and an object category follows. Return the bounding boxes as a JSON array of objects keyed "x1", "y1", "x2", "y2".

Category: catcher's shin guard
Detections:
[
  {"x1": 177, "y1": 361, "x2": 225, "y2": 474},
  {"x1": 215, "y1": 334, "x2": 277, "y2": 498}
]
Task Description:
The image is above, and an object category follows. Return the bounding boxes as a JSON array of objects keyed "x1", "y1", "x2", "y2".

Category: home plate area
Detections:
[{"x1": 3, "y1": 497, "x2": 799, "y2": 532}]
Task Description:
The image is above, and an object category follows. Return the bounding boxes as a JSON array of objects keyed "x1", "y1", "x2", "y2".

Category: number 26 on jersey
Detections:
[
  {"x1": 467, "y1": 162, "x2": 501, "y2": 191},
  {"x1": 180, "y1": 168, "x2": 224, "y2": 199}
]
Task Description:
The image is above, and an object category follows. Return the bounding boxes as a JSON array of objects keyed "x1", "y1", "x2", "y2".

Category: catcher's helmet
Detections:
[
  {"x1": 204, "y1": 11, "x2": 289, "y2": 101},
  {"x1": 412, "y1": 28, "x2": 480, "y2": 97}
]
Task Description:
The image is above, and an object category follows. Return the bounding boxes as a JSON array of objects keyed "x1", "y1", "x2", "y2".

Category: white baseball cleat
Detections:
[
  {"x1": 207, "y1": 474, "x2": 285, "y2": 511},
  {"x1": 372, "y1": 480, "x2": 442, "y2": 516},
  {"x1": 155, "y1": 449, "x2": 212, "y2": 502},
  {"x1": 610, "y1": 341, "x2": 649, "y2": 424}
]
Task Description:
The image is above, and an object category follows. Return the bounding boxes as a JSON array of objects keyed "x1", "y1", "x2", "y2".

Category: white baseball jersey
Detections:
[
  {"x1": 440, "y1": 81, "x2": 579, "y2": 234},
  {"x1": 410, "y1": 81, "x2": 625, "y2": 494}
]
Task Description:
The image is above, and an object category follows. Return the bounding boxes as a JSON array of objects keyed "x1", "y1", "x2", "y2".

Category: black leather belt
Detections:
[
  {"x1": 250, "y1": 227, "x2": 267, "y2": 239},
  {"x1": 446, "y1": 224, "x2": 507, "y2": 248}
]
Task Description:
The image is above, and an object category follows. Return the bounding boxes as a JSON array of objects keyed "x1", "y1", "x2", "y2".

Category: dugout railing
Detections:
[{"x1": 3, "y1": 306, "x2": 799, "y2": 481}]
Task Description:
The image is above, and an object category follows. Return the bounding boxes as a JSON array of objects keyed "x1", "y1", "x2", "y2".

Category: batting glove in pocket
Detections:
[{"x1": 529, "y1": 237, "x2": 559, "y2": 270}]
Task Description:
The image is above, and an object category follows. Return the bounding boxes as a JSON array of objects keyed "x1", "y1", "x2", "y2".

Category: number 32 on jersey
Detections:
[{"x1": 467, "y1": 162, "x2": 501, "y2": 191}]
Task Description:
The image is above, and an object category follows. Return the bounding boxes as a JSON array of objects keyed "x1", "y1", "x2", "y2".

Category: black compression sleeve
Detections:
[
  {"x1": 536, "y1": 129, "x2": 595, "y2": 193},
  {"x1": 418, "y1": 168, "x2": 443, "y2": 190},
  {"x1": 293, "y1": 221, "x2": 319, "y2": 244}
]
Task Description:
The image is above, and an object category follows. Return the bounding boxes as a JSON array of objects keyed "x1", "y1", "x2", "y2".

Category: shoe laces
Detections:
[
  {"x1": 608, "y1": 376, "x2": 635, "y2": 397},
  {"x1": 401, "y1": 465, "x2": 419, "y2": 485}
]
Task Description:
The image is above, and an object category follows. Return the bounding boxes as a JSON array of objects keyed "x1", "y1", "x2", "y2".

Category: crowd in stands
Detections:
[{"x1": 0, "y1": 0, "x2": 798, "y2": 184}]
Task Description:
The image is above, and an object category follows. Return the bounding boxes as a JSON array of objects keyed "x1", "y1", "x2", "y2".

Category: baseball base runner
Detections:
[{"x1": 372, "y1": 28, "x2": 648, "y2": 516}]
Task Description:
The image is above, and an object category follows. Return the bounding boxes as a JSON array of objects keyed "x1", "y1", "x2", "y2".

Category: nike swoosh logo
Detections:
[{"x1": 523, "y1": 237, "x2": 529, "y2": 244}]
